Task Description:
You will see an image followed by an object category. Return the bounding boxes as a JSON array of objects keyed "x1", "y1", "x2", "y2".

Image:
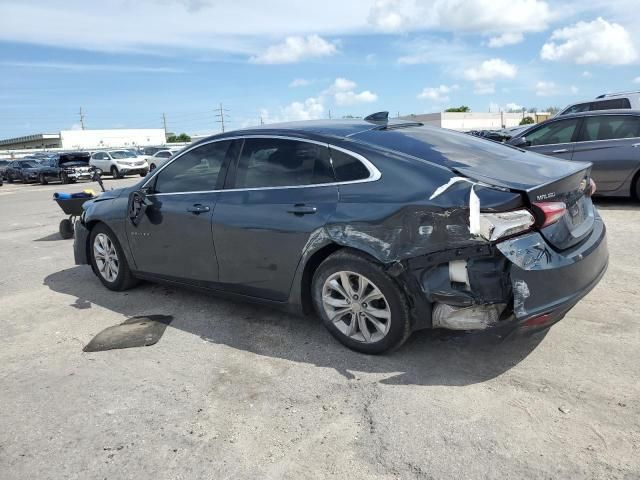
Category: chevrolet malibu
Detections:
[{"x1": 74, "y1": 113, "x2": 608, "y2": 354}]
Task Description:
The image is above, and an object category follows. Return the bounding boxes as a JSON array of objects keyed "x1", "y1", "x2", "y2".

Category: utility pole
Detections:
[
  {"x1": 162, "y1": 113, "x2": 168, "y2": 139},
  {"x1": 78, "y1": 107, "x2": 86, "y2": 130},
  {"x1": 215, "y1": 103, "x2": 229, "y2": 133},
  {"x1": 260, "y1": 115, "x2": 264, "y2": 126},
  {"x1": 328, "y1": 109, "x2": 332, "y2": 120}
]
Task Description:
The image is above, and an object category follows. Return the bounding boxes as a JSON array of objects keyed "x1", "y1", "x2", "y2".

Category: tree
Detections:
[
  {"x1": 445, "y1": 106, "x2": 471, "y2": 112},
  {"x1": 546, "y1": 106, "x2": 561, "y2": 115},
  {"x1": 519, "y1": 116, "x2": 535, "y2": 125},
  {"x1": 167, "y1": 133, "x2": 191, "y2": 143}
]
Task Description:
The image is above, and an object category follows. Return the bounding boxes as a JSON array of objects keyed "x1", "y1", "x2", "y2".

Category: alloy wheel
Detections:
[
  {"x1": 322, "y1": 271, "x2": 391, "y2": 343},
  {"x1": 93, "y1": 233, "x2": 119, "y2": 282}
]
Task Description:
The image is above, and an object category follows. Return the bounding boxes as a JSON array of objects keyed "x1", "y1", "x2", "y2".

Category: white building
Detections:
[
  {"x1": 0, "y1": 128, "x2": 166, "y2": 151},
  {"x1": 400, "y1": 112, "x2": 550, "y2": 131}
]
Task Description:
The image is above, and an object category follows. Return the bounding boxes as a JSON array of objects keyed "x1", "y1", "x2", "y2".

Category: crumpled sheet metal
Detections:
[{"x1": 83, "y1": 315, "x2": 173, "y2": 352}]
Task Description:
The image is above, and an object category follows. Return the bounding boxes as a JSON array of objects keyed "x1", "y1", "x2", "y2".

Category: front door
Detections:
[
  {"x1": 126, "y1": 140, "x2": 234, "y2": 284},
  {"x1": 212, "y1": 137, "x2": 339, "y2": 301},
  {"x1": 524, "y1": 117, "x2": 581, "y2": 161}
]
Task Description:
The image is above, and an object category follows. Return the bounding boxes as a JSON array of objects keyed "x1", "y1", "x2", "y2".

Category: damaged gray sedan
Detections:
[{"x1": 73, "y1": 112, "x2": 608, "y2": 354}]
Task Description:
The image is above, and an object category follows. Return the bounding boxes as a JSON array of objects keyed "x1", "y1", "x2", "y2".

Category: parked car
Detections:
[
  {"x1": 508, "y1": 110, "x2": 640, "y2": 197},
  {"x1": 74, "y1": 114, "x2": 608, "y2": 354},
  {"x1": 0, "y1": 159, "x2": 10, "y2": 179},
  {"x1": 147, "y1": 148, "x2": 182, "y2": 171},
  {"x1": 5, "y1": 160, "x2": 41, "y2": 183},
  {"x1": 89, "y1": 150, "x2": 149, "y2": 178},
  {"x1": 558, "y1": 90, "x2": 640, "y2": 116},
  {"x1": 37, "y1": 152, "x2": 93, "y2": 184}
]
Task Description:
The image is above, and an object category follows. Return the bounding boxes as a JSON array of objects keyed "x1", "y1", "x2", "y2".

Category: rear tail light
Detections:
[
  {"x1": 478, "y1": 210, "x2": 536, "y2": 241},
  {"x1": 532, "y1": 201, "x2": 567, "y2": 228}
]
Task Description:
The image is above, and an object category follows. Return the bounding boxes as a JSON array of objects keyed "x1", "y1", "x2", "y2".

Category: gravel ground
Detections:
[{"x1": 0, "y1": 177, "x2": 638, "y2": 479}]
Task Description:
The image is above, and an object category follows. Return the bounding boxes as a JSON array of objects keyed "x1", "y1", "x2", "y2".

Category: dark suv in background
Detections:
[
  {"x1": 5, "y1": 159, "x2": 41, "y2": 183},
  {"x1": 509, "y1": 110, "x2": 640, "y2": 197},
  {"x1": 37, "y1": 152, "x2": 93, "y2": 184}
]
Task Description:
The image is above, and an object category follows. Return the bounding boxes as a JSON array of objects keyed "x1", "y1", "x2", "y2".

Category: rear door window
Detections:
[
  {"x1": 589, "y1": 98, "x2": 632, "y2": 111},
  {"x1": 564, "y1": 103, "x2": 591, "y2": 115},
  {"x1": 577, "y1": 115, "x2": 640, "y2": 141},
  {"x1": 525, "y1": 119, "x2": 580, "y2": 146},
  {"x1": 329, "y1": 148, "x2": 370, "y2": 182},
  {"x1": 153, "y1": 141, "x2": 231, "y2": 193},
  {"x1": 234, "y1": 138, "x2": 334, "y2": 188}
]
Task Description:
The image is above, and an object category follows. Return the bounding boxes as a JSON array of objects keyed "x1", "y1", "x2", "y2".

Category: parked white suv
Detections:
[
  {"x1": 90, "y1": 150, "x2": 149, "y2": 178},
  {"x1": 558, "y1": 90, "x2": 640, "y2": 116},
  {"x1": 147, "y1": 148, "x2": 182, "y2": 171}
]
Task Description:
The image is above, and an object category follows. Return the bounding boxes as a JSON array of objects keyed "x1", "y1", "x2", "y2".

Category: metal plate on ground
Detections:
[{"x1": 83, "y1": 315, "x2": 173, "y2": 352}]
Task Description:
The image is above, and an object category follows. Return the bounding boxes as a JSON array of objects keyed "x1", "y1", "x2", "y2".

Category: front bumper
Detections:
[
  {"x1": 67, "y1": 171, "x2": 93, "y2": 180},
  {"x1": 496, "y1": 214, "x2": 608, "y2": 333},
  {"x1": 73, "y1": 221, "x2": 90, "y2": 265}
]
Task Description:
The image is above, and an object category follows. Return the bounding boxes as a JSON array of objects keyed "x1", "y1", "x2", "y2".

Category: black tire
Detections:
[
  {"x1": 110, "y1": 166, "x2": 121, "y2": 179},
  {"x1": 139, "y1": 169, "x2": 149, "y2": 177},
  {"x1": 59, "y1": 219, "x2": 74, "y2": 239},
  {"x1": 149, "y1": 163, "x2": 157, "y2": 171},
  {"x1": 61, "y1": 172, "x2": 70, "y2": 184},
  {"x1": 633, "y1": 173, "x2": 640, "y2": 201},
  {"x1": 39, "y1": 173, "x2": 48, "y2": 185},
  {"x1": 7, "y1": 174, "x2": 13, "y2": 183},
  {"x1": 89, "y1": 223, "x2": 139, "y2": 291},
  {"x1": 312, "y1": 249, "x2": 412, "y2": 354}
]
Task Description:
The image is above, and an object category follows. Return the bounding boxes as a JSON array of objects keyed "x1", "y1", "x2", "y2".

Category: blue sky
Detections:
[{"x1": 1, "y1": 0, "x2": 639, "y2": 138}]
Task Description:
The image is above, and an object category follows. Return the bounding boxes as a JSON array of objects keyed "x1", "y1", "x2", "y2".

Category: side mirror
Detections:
[{"x1": 511, "y1": 136, "x2": 530, "y2": 148}]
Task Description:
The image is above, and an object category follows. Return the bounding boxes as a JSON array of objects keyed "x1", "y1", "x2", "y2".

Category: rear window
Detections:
[
  {"x1": 330, "y1": 148, "x2": 370, "y2": 182},
  {"x1": 353, "y1": 126, "x2": 520, "y2": 168}
]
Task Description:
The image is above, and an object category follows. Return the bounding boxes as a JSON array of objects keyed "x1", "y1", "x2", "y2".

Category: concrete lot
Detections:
[{"x1": 0, "y1": 177, "x2": 639, "y2": 479}]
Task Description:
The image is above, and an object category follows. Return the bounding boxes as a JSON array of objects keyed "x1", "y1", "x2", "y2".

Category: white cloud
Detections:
[
  {"x1": 505, "y1": 102, "x2": 523, "y2": 111},
  {"x1": 464, "y1": 58, "x2": 517, "y2": 81},
  {"x1": 417, "y1": 84, "x2": 459, "y2": 103},
  {"x1": 570, "y1": 85, "x2": 579, "y2": 94},
  {"x1": 536, "y1": 81, "x2": 557, "y2": 96},
  {"x1": 282, "y1": 97, "x2": 325, "y2": 121},
  {"x1": 325, "y1": 78, "x2": 378, "y2": 106},
  {"x1": 473, "y1": 82, "x2": 495, "y2": 95},
  {"x1": 368, "y1": 0, "x2": 551, "y2": 35},
  {"x1": 582, "y1": 71, "x2": 592, "y2": 78},
  {"x1": 541, "y1": 17, "x2": 638, "y2": 65},
  {"x1": 289, "y1": 78, "x2": 312, "y2": 88},
  {"x1": 250, "y1": 35, "x2": 337, "y2": 64},
  {"x1": 487, "y1": 32, "x2": 524, "y2": 48},
  {"x1": 634, "y1": 77, "x2": 640, "y2": 84},
  {"x1": 0, "y1": 61, "x2": 182, "y2": 73}
]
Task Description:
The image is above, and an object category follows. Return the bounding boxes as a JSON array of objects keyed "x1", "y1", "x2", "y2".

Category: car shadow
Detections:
[
  {"x1": 34, "y1": 233, "x2": 68, "y2": 241},
  {"x1": 593, "y1": 196, "x2": 638, "y2": 211},
  {"x1": 43, "y1": 266, "x2": 546, "y2": 387}
]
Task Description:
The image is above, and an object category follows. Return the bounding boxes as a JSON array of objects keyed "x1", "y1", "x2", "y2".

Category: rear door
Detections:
[
  {"x1": 126, "y1": 140, "x2": 234, "y2": 284},
  {"x1": 571, "y1": 114, "x2": 640, "y2": 193},
  {"x1": 521, "y1": 117, "x2": 581, "y2": 160},
  {"x1": 212, "y1": 137, "x2": 339, "y2": 301}
]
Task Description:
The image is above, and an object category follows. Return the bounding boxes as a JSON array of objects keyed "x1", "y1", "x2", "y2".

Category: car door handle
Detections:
[
  {"x1": 186, "y1": 204, "x2": 210, "y2": 214},
  {"x1": 287, "y1": 204, "x2": 317, "y2": 215},
  {"x1": 552, "y1": 148, "x2": 569, "y2": 153}
]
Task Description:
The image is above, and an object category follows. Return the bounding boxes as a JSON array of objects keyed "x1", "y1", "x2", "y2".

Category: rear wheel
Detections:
[
  {"x1": 312, "y1": 250, "x2": 411, "y2": 354},
  {"x1": 39, "y1": 173, "x2": 48, "y2": 185},
  {"x1": 149, "y1": 163, "x2": 157, "y2": 171},
  {"x1": 89, "y1": 224, "x2": 138, "y2": 291}
]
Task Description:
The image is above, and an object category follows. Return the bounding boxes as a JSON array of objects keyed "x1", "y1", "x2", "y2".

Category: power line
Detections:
[{"x1": 215, "y1": 103, "x2": 229, "y2": 133}]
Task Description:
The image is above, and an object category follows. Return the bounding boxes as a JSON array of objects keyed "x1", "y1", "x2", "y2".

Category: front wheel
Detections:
[
  {"x1": 61, "y1": 172, "x2": 70, "y2": 184},
  {"x1": 39, "y1": 173, "x2": 48, "y2": 185},
  {"x1": 89, "y1": 224, "x2": 139, "y2": 291},
  {"x1": 139, "y1": 169, "x2": 149, "y2": 177},
  {"x1": 312, "y1": 250, "x2": 412, "y2": 354},
  {"x1": 110, "y1": 166, "x2": 122, "y2": 179}
]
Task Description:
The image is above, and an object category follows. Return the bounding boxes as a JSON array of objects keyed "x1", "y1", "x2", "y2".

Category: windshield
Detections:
[
  {"x1": 110, "y1": 151, "x2": 136, "y2": 159},
  {"x1": 21, "y1": 161, "x2": 40, "y2": 168}
]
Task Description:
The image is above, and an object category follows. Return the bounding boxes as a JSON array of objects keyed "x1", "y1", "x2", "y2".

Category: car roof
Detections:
[
  {"x1": 192, "y1": 118, "x2": 423, "y2": 146},
  {"x1": 547, "y1": 109, "x2": 640, "y2": 121}
]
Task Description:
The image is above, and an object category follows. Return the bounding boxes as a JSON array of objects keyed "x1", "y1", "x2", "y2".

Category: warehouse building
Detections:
[
  {"x1": 0, "y1": 128, "x2": 166, "y2": 150},
  {"x1": 399, "y1": 111, "x2": 551, "y2": 131}
]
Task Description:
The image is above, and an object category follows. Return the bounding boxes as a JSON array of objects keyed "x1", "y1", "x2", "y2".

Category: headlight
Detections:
[{"x1": 478, "y1": 210, "x2": 535, "y2": 241}]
